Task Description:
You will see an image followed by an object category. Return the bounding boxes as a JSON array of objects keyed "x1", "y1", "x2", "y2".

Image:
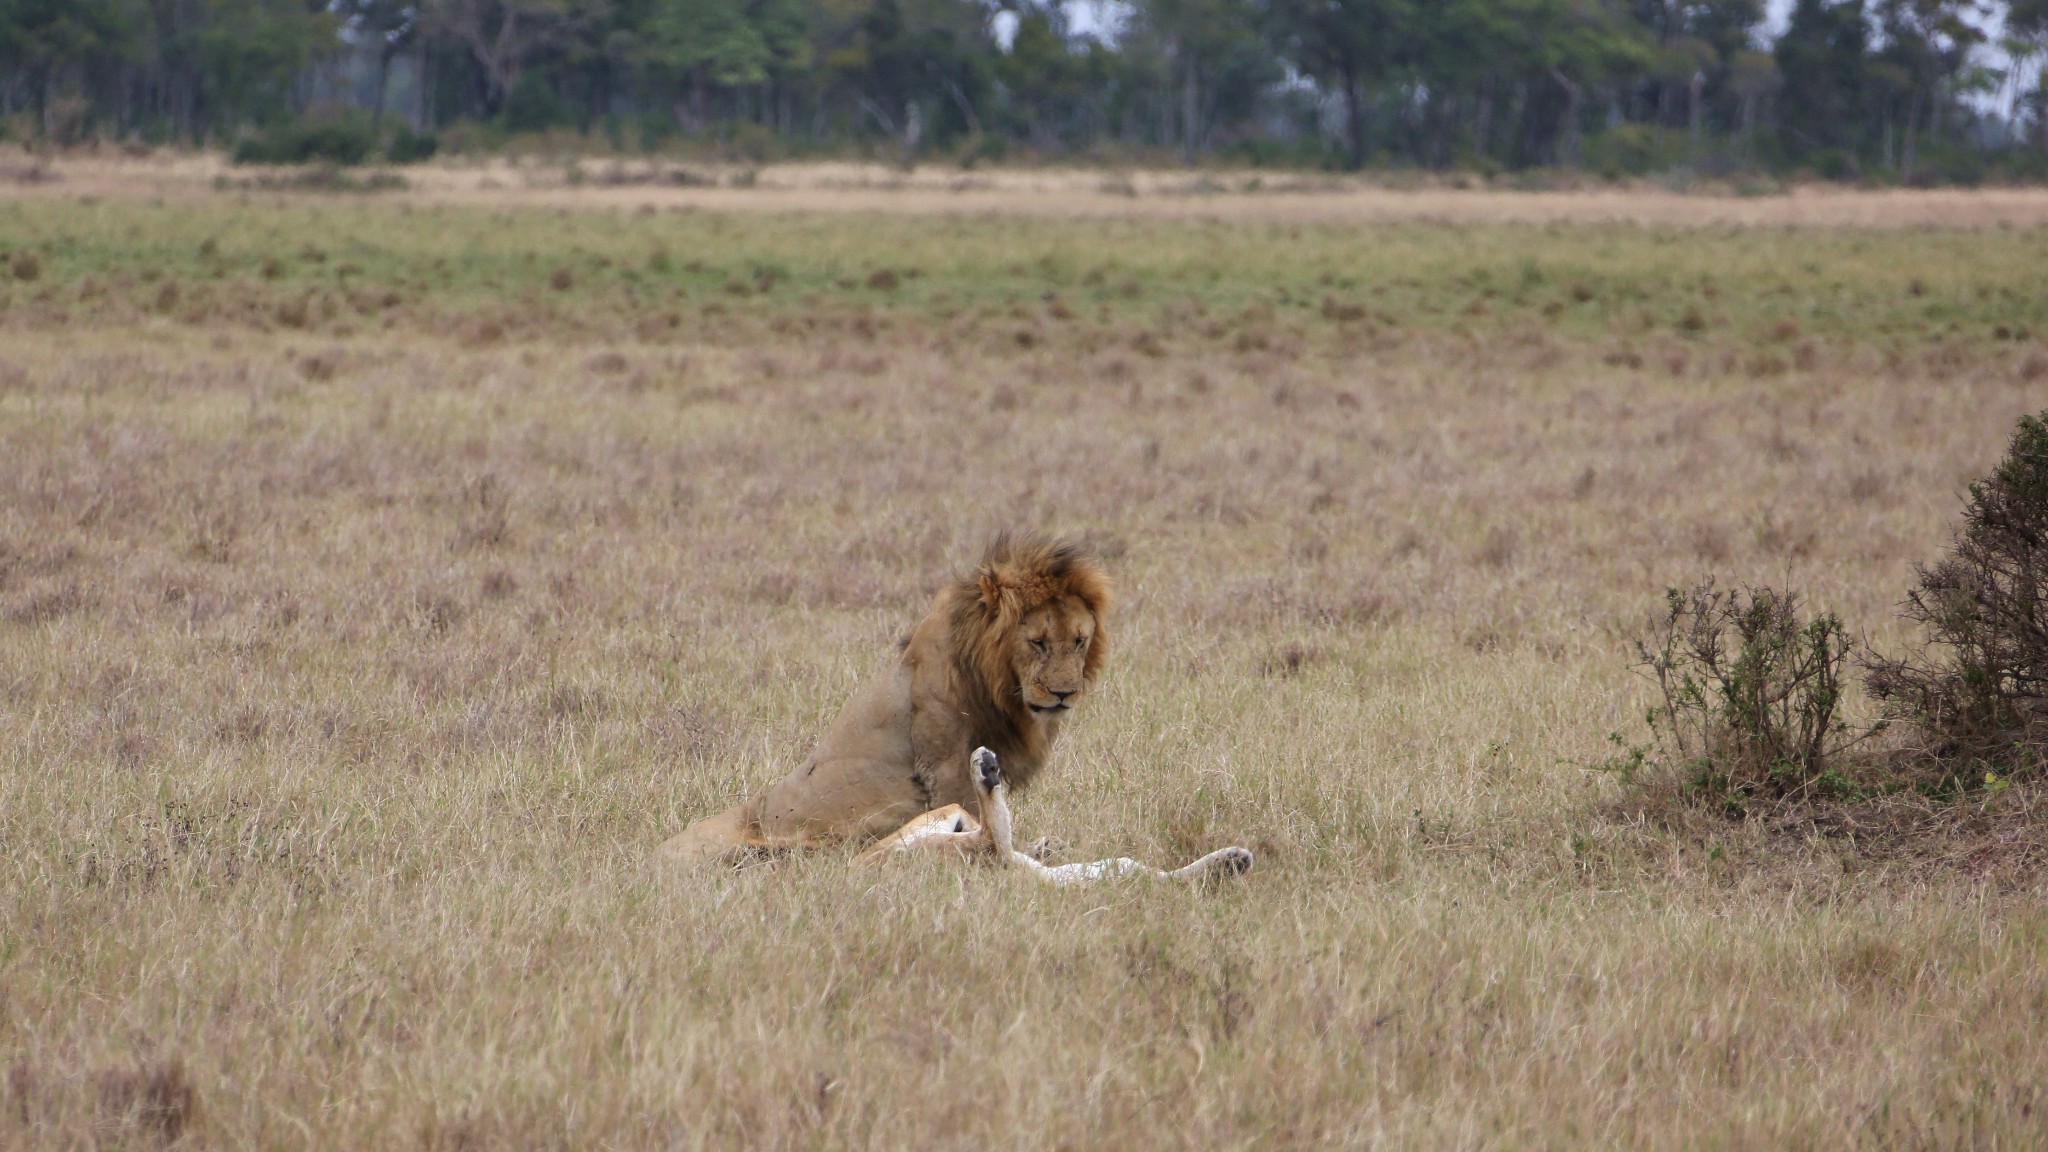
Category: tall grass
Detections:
[{"x1": 2, "y1": 181, "x2": 2046, "y2": 1148}]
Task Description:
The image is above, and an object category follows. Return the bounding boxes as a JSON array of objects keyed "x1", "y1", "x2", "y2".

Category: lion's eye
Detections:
[
  {"x1": 1075, "y1": 637, "x2": 1088, "y2": 649},
  {"x1": 1030, "y1": 639, "x2": 1047, "y2": 654}
]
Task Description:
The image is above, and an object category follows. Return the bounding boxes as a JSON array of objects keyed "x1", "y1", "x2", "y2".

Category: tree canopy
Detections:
[{"x1": 0, "y1": 0, "x2": 2039, "y2": 178}]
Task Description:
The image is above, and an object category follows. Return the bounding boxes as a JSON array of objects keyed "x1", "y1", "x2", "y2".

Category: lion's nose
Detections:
[{"x1": 1051, "y1": 689, "x2": 1075, "y2": 702}]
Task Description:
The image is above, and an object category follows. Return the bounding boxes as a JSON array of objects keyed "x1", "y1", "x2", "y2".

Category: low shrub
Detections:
[
  {"x1": 1613, "y1": 411, "x2": 2048, "y2": 815},
  {"x1": 234, "y1": 118, "x2": 378, "y2": 166},
  {"x1": 385, "y1": 127, "x2": 439, "y2": 164},
  {"x1": 234, "y1": 116, "x2": 438, "y2": 167},
  {"x1": 1810, "y1": 148, "x2": 1858, "y2": 181},
  {"x1": 1624, "y1": 580, "x2": 1863, "y2": 811},
  {"x1": 1583, "y1": 123, "x2": 1688, "y2": 179}
]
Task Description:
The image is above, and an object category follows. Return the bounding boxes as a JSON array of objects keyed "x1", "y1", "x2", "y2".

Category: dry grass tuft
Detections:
[
  {"x1": 1259, "y1": 640, "x2": 1323, "y2": 677},
  {"x1": 94, "y1": 1059, "x2": 197, "y2": 1146}
]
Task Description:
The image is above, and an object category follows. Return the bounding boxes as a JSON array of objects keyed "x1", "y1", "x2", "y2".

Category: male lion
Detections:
[{"x1": 657, "y1": 533, "x2": 1113, "y2": 865}]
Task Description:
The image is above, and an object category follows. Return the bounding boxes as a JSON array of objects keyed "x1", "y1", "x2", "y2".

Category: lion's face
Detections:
[{"x1": 1012, "y1": 595, "x2": 1098, "y2": 716}]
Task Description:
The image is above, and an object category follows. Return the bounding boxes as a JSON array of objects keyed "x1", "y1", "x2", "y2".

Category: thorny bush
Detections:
[
  {"x1": 1864, "y1": 410, "x2": 2048, "y2": 787},
  {"x1": 1626, "y1": 580, "x2": 1863, "y2": 812}
]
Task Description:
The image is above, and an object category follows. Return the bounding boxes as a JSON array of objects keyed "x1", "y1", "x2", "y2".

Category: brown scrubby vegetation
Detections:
[
  {"x1": 1867, "y1": 412, "x2": 2048, "y2": 784},
  {"x1": 1612, "y1": 410, "x2": 2048, "y2": 868}
]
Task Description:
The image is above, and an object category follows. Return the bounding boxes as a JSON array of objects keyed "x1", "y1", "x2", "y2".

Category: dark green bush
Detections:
[
  {"x1": 1865, "y1": 410, "x2": 2048, "y2": 785},
  {"x1": 503, "y1": 74, "x2": 572, "y2": 134},
  {"x1": 234, "y1": 118, "x2": 377, "y2": 166},
  {"x1": 1907, "y1": 143, "x2": 1988, "y2": 187},
  {"x1": 233, "y1": 115, "x2": 436, "y2": 167},
  {"x1": 385, "y1": 127, "x2": 439, "y2": 164},
  {"x1": 955, "y1": 133, "x2": 1008, "y2": 169},
  {"x1": 1583, "y1": 123, "x2": 1687, "y2": 179},
  {"x1": 1223, "y1": 137, "x2": 1321, "y2": 169},
  {"x1": 1810, "y1": 149, "x2": 1857, "y2": 181}
]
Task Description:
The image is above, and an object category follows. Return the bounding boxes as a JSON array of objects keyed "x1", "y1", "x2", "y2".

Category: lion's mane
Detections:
[{"x1": 943, "y1": 532, "x2": 1111, "y2": 792}]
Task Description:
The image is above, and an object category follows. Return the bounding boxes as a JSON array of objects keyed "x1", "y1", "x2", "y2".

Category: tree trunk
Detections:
[
  {"x1": 1180, "y1": 59, "x2": 1200, "y2": 165},
  {"x1": 372, "y1": 49, "x2": 392, "y2": 126},
  {"x1": 1474, "y1": 82, "x2": 1494, "y2": 162},
  {"x1": 1342, "y1": 63, "x2": 1366, "y2": 169},
  {"x1": 1688, "y1": 69, "x2": 1703, "y2": 158},
  {"x1": 941, "y1": 78, "x2": 982, "y2": 137},
  {"x1": 858, "y1": 94, "x2": 898, "y2": 138},
  {"x1": 901, "y1": 101, "x2": 922, "y2": 168},
  {"x1": 1901, "y1": 87, "x2": 1921, "y2": 183},
  {"x1": 417, "y1": 40, "x2": 434, "y2": 132},
  {"x1": 1507, "y1": 82, "x2": 1528, "y2": 166},
  {"x1": 482, "y1": 17, "x2": 515, "y2": 111},
  {"x1": 1550, "y1": 68, "x2": 1582, "y2": 167}
]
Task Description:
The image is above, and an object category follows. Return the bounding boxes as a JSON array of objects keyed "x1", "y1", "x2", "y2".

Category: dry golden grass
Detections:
[
  {"x1": 4, "y1": 170, "x2": 2048, "y2": 1148},
  {"x1": 20, "y1": 148, "x2": 2048, "y2": 226}
]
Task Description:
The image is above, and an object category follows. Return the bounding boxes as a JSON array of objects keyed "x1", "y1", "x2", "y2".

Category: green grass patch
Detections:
[{"x1": 0, "y1": 199, "x2": 2045, "y2": 348}]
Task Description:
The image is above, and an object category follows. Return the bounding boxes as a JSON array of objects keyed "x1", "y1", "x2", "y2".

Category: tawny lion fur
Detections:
[{"x1": 657, "y1": 533, "x2": 1111, "y2": 865}]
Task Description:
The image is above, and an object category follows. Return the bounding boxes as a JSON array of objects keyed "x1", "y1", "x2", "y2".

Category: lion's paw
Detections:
[{"x1": 1216, "y1": 847, "x2": 1254, "y2": 876}]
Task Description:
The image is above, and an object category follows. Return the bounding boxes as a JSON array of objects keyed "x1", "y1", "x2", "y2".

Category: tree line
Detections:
[{"x1": 2, "y1": 0, "x2": 2045, "y2": 179}]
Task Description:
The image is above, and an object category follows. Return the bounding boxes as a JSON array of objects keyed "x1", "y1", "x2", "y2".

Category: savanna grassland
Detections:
[{"x1": 4, "y1": 168, "x2": 2048, "y2": 1150}]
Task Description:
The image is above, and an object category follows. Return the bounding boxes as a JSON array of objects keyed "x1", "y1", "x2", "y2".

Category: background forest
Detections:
[{"x1": 3, "y1": 0, "x2": 2048, "y2": 184}]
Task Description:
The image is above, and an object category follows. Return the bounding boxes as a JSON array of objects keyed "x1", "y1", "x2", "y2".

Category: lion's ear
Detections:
[{"x1": 977, "y1": 566, "x2": 1007, "y2": 609}]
